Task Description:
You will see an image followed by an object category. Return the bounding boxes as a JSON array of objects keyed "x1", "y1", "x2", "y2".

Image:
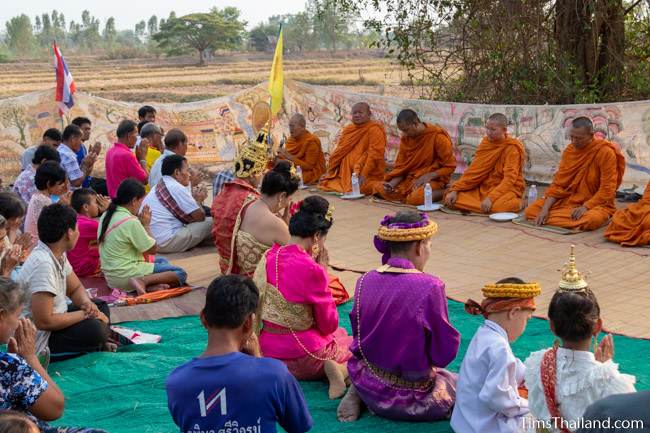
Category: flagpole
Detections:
[{"x1": 267, "y1": 23, "x2": 283, "y2": 151}]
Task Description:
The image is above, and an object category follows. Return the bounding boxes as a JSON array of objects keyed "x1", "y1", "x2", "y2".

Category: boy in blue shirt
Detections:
[{"x1": 166, "y1": 275, "x2": 313, "y2": 433}]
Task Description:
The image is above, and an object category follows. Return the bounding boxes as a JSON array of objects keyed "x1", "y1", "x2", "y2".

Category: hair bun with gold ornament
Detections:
[
  {"x1": 376, "y1": 213, "x2": 438, "y2": 242},
  {"x1": 558, "y1": 244, "x2": 588, "y2": 292}
]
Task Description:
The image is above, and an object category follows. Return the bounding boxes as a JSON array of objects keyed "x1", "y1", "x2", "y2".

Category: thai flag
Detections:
[{"x1": 53, "y1": 42, "x2": 76, "y2": 116}]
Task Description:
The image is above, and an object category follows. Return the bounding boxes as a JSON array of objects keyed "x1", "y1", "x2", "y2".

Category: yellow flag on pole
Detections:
[{"x1": 268, "y1": 26, "x2": 284, "y2": 115}]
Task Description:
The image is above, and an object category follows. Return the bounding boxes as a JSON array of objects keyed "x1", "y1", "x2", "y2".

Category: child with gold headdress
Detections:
[
  {"x1": 337, "y1": 211, "x2": 460, "y2": 423},
  {"x1": 451, "y1": 277, "x2": 541, "y2": 433},
  {"x1": 524, "y1": 246, "x2": 635, "y2": 433}
]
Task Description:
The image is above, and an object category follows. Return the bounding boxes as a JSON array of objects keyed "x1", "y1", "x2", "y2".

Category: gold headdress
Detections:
[
  {"x1": 376, "y1": 213, "x2": 438, "y2": 242},
  {"x1": 482, "y1": 282, "x2": 542, "y2": 299},
  {"x1": 234, "y1": 137, "x2": 268, "y2": 179},
  {"x1": 558, "y1": 245, "x2": 588, "y2": 292}
]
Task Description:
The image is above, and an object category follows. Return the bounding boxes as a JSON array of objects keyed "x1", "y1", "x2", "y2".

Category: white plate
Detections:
[
  {"x1": 298, "y1": 185, "x2": 309, "y2": 190},
  {"x1": 489, "y1": 212, "x2": 520, "y2": 222},
  {"x1": 417, "y1": 203, "x2": 443, "y2": 212},
  {"x1": 341, "y1": 193, "x2": 366, "y2": 200}
]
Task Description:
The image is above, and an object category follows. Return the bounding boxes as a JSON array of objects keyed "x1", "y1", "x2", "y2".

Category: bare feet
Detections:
[
  {"x1": 145, "y1": 283, "x2": 170, "y2": 293},
  {"x1": 103, "y1": 342, "x2": 118, "y2": 352},
  {"x1": 324, "y1": 360, "x2": 347, "y2": 400},
  {"x1": 337, "y1": 385, "x2": 362, "y2": 422},
  {"x1": 128, "y1": 277, "x2": 147, "y2": 296}
]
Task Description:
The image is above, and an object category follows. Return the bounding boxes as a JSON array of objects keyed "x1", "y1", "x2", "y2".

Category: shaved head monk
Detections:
[
  {"x1": 319, "y1": 102, "x2": 386, "y2": 194},
  {"x1": 525, "y1": 116, "x2": 625, "y2": 230},
  {"x1": 604, "y1": 182, "x2": 650, "y2": 246},
  {"x1": 367, "y1": 109, "x2": 456, "y2": 204},
  {"x1": 278, "y1": 113, "x2": 326, "y2": 184},
  {"x1": 444, "y1": 113, "x2": 526, "y2": 213}
]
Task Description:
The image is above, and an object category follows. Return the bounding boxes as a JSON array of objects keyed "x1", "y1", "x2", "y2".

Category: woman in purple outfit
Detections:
[{"x1": 337, "y1": 211, "x2": 460, "y2": 422}]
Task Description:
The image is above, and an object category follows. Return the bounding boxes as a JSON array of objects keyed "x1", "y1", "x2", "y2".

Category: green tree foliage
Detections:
[
  {"x1": 153, "y1": 7, "x2": 246, "y2": 64},
  {"x1": 5, "y1": 15, "x2": 35, "y2": 56},
  {"x1": 103, "y1": 17, "x2": 117, "y2": 48},
  {"x1": 310, "y1": 0, "x2": 358, "y2": 54},
  {"x1": 333, "y1": 0, "x2": 650, "y2": 103},
  {"x1": 147, "y1": 16, "x2": 159, "y2": 35}
]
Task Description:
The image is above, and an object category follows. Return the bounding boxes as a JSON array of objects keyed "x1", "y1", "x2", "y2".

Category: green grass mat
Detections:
[{"x1": 51, "y1": 301, "x2": 649, "y2": 433}]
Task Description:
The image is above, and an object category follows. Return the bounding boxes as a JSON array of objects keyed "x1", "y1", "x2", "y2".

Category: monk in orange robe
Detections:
[
  {"x1": 278, "y1": 113, "x2": 326, "y2": 184},
  {"x1": 444, "y1": 113, "x2": 526, "y2": 213},
  {"x1": 604, "y1": 182, "x2": 650, "y2": 246},
  {"x1": 319, "y1": 102, "x2": 386, "y2": 195},
  {"x1": 525, "y1": 117, "x2": 625, "y2": 231},
  {"x1": 367, "y1": 109, "x2": 456, "y2": 205}
]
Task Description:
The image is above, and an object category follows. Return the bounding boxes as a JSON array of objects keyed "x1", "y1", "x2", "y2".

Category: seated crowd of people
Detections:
[{"x1": 0, "y1": 102, "x2": 648, "y2": 433}]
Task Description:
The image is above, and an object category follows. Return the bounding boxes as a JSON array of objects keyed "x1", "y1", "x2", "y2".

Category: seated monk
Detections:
[
  {"x1": 525, "y1": 117, "x2": 625, "y2": 230},
  {"x1": 319, "y1": 102, "x2": 386, "y2": 195},
  {"x1": 277, "y1": 113, "x2": 326, "y2": 184},
  {"x1": 337, "y1": 211, "x2": 460, "y2": 422},
  {"x1": 211, "y1": 139, "x2": 268, "y2": 275},
  {"x1": 367, "y1": 109, "x2": 456, "y2": 205},
  {"x1": 444, "y1": 113, "x2": 525, "y2": 213},
  {"x1": 604, "y1": 182, "x2": 650, "y2": 246}
]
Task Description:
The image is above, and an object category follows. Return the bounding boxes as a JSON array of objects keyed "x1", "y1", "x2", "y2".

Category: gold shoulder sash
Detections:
[
  {"x1": 253, "y1": 254, "x2": 314, "y2": 333},
  {"x1": 375, "y1": 264, "x2": 422, "y2": 274}
]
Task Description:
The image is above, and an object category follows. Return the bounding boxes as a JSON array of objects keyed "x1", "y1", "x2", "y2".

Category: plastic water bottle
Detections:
[
  {"x1": 296, "y1": 166, "x2": 304, "y2": 189},
  {"x1": 424, "y1": 183, "x2": 433, "y2": 208},
  {"x1": 351, "y1": 172, "x2": 360, "y2": 196},
  {"x1": 527, "y1": 184, "x2": 538, "y2": 206}
]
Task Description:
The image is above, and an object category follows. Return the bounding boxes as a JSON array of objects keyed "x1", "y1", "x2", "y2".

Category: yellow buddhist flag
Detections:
[{"x1": 268, "y1": 26, "x2": 283, "y2": 115}]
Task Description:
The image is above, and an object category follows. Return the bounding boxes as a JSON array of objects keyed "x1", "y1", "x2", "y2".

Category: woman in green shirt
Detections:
[{"x1": 98, "y1": 179, "x2": 187, "y2": 295}]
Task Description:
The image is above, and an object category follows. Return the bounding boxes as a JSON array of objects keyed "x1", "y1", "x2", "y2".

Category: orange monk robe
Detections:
[
  {"x1": 604, "y1": 182, "x2": 650, "y2": 246},
  {"x1": 367, "y1": 123, "x2": 456, "y2": 205},
  {"x1": 448, "y1": 136, "x2": 526, "y2": 213},
  {"x1": 319, "y1": 120, "x2": 386, "y2": 194},
  {"x1": 525, "y1": 139, "x2": 625, "y2": 230},
  {"x1": 282, "y1": 131, "x2": 326, "y2": 184}
]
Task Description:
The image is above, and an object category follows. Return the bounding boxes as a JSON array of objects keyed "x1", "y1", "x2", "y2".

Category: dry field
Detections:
[{"x1": 0, "y1": 52, "x2": 414, "y2": 102}]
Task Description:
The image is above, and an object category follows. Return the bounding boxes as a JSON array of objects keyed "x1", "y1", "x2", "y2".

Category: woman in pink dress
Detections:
[{"x1": 254, "y1": 195, "x2": 352, "y2": 399}]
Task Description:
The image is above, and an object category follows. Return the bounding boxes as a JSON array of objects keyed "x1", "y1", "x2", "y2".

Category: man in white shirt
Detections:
[
  {"x1": 149, "y1": 129, "x2": 188, "y2": 189},
  {"x1": 142, "y1": 154, "x2": 211, "y2": 253}
]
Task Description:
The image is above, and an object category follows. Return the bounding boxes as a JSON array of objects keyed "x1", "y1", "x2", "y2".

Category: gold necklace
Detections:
[
  {"x1": 274, "y1": 245, "x2": 338, "y2": 362},
  {"x1": 355, "y1": 272, "x2": 434, "y2": 391}
]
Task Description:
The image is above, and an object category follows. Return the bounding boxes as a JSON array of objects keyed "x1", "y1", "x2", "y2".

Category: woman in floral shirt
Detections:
[{"x1": 0, "y1": 277, "x2": 106, "y2": 433}]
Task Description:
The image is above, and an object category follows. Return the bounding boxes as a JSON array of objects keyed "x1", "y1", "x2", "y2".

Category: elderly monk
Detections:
[
  {"x1": 444, "y1": 113, "x2": 526, "y2": 213},
  {"x1": 367, "y1": 109, "x2": 456, "y2": 205},
  {"x1": 525, "y1": 117, "x2": 625, "y2": 230},
  {"x1": 278, "y1": 113, "x2": 326, "y2": 184},
  {"x1": 604, "y1": 182, "x2": 650, "y2": 246},
  {"x1": 319, "y1": 102, "x2": 386, "y2": 195}
]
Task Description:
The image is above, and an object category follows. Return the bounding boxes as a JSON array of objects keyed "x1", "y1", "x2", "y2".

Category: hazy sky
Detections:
[{"x1": 0, "y1": 0, "x2": 305, "y2": 31}]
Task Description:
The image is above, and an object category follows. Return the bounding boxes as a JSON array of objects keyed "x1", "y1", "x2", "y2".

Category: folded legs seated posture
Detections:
[
  {"x1": 444, "y1": 113, "x2": 526, "y2": 214},
  {"x1": 98, "y1": 179, "x2": 187, "y2": 295},
  {"x1": 525, "y1": 117, "x2": 625, "y2": 230},
  {"x1": 338, "y1": 211, "x2": 460, "y2": 422},
  {"x1": 17, "y1": 204, "x2": 113, "y2": 360},
  {"x1": 367, "y1": 109, "x2": 456, "y2": 205}
]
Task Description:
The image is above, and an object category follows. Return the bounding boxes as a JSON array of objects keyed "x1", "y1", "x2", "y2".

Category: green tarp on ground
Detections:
[{"x1": 52, "y1": 301, "x2": 649, "y2": 433}]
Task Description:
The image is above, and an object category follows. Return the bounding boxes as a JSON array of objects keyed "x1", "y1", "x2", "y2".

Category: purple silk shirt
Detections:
[
  {"x1": 348, "y1": 256, "x2": 460, "y2": 421},
  {"x1": 350, "y1": 257, "x2": 460, "y2": 378}
]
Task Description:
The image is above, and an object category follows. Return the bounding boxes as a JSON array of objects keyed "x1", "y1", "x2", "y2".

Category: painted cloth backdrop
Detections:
[{"x1": 1, "y1": 80, "x2": 649, "y2": 191}]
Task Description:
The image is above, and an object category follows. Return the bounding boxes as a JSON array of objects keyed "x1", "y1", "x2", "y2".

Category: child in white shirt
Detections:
[
  {"x1": 524, "y1": 247, "x2": 635, "y2": 433},
  {"x1": 451, "y1": 277, "x2": 541, "y2": 433}
]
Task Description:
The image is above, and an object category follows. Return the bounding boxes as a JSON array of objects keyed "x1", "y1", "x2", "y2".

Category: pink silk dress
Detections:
[{"x1": 258, "y1": 243, "x2": 352, "y2": 380}]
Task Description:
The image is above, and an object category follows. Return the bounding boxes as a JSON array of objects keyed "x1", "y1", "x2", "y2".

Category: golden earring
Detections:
[{"x1": 311, "y1": 243, "x2": 320, "y2": 259}]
